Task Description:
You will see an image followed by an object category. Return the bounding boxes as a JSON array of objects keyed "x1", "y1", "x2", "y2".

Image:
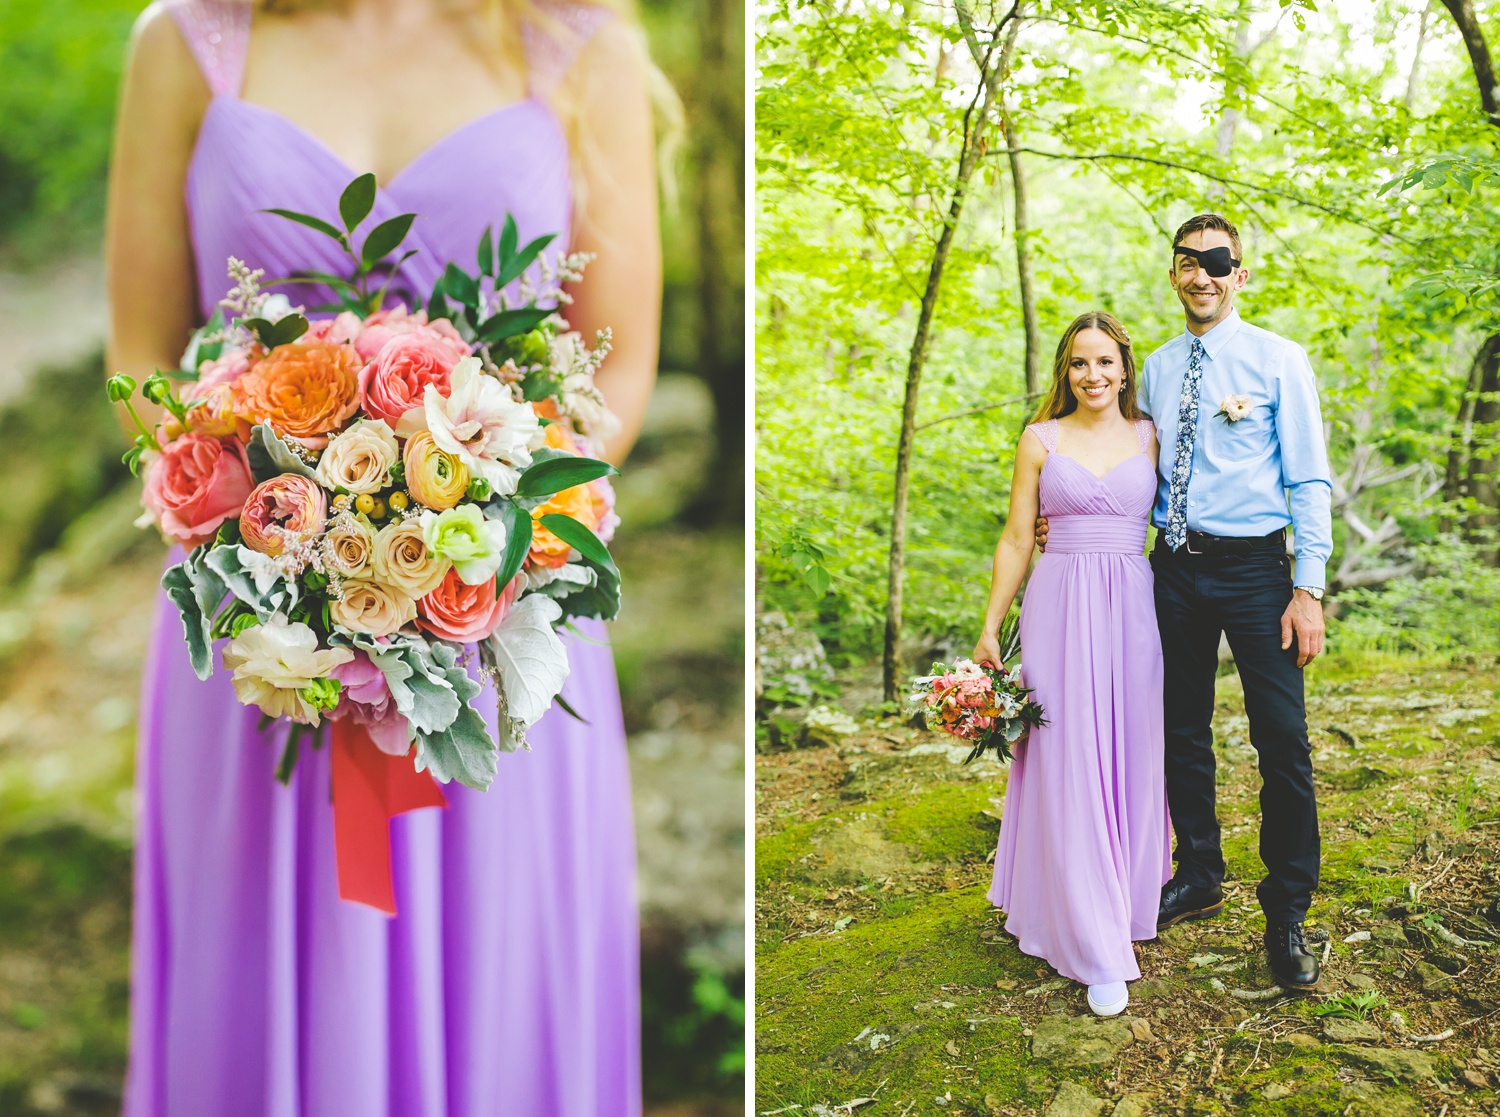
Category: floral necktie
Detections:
[{"x1": 1164, "y1": 336, "x2": 1207, "y2": 551}]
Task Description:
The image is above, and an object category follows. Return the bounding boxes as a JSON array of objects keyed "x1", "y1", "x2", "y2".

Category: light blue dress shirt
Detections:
[{"x1": 1139, "y1": 309, "x2": 1334, "y2": 590}]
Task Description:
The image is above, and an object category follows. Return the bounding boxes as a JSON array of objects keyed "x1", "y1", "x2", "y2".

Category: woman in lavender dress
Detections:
[
  {"x1": 105, "y1": 1, "x2": 664, "y2": 1112},
  {"x1": 973, "y1": 312, "x2": 1171, "y2": 1017}
]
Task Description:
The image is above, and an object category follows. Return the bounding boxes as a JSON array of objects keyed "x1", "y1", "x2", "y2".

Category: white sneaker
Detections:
[{"x1": 1087, "y1": 981, "x2": 1129, "y2": 1017}]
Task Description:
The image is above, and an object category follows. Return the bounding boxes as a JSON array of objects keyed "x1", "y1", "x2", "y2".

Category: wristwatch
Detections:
[{"x1": 1295, "y1": 586, "x2": 1324, "y2": 601}]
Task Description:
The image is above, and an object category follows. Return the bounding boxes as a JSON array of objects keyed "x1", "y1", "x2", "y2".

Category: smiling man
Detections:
[{"x1": 1143, "y1": 214, "x2": 1333, "y2": 989}]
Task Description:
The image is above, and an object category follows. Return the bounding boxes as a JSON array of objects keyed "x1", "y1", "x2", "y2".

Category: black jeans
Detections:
[{"x1": 1151, "y1": 545, "x2": 1319, "y2": 925}]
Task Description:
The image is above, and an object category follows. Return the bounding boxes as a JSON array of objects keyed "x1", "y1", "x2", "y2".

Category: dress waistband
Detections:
[{"x1": 1043, "y1": 514, "x2": 1148, "y2": 555}]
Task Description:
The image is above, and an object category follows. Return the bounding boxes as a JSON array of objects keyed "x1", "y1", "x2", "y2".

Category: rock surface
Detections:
[
  {"x1": 1335, "y1": 1046, "x2": 1437, "y2": 1082},
  {"x1": 1031, "y1": 1014, "x2": 1135, "y2": 1067},
  {"x1": 1322, "y1": 1018, "x2": 1383, "y2": 1043},
  {"x1": 1045, "y1": 1081, "x2": 1107, "y2": 1117}
]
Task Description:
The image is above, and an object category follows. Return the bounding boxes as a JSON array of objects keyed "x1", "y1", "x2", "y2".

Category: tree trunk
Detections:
[
  {"x1": 881, "y1": 16, "x2": 1010, "y2": 702},
  {"x1": 683, "y1": 0, "x2": 745, "y2": 527},
  {"x1": 1440, "y1": 0, "x2": 1500, "y2": 120},
  {"x1": 1405, "y1": 1, "x2": 1434, "y2": 110},
  {"x1": 1442, "y1": 339, "x2": 1488, "y2": 527},
  {"x1": 1465, "y1": 336, "x2": 1500, "y2": 562},
  {"x1": 999, "y1": 18, "x2": 1039, "y2": 400}
]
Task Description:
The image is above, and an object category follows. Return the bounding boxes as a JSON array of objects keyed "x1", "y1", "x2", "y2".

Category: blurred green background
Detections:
[{"x1": 0, "y1": 0, "x2": 744, "y2": 1112}]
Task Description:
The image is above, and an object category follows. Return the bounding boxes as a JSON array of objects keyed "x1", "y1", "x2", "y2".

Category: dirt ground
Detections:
[{"x1": 755, "y1": 654, "x2": 1500, "y2": 1116}]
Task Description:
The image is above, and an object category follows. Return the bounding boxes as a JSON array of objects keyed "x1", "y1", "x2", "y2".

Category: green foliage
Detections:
[{"x1": 1311, "y1": 990, "x2": 1388, "y2": 1021}]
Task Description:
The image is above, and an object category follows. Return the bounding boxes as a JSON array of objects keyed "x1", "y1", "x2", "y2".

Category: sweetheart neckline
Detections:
[
  {"x1": 1043, "y1": 450, "x2": 1150, "y2": 483},
  {"x1": 211, "y1": 94, "x2": 556, "y2": 194}
]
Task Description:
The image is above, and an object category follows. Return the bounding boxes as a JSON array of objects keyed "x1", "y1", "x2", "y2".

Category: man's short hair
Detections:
[{"x1": 1172, "y1": 214, "x2": 1243, "y2": 262}]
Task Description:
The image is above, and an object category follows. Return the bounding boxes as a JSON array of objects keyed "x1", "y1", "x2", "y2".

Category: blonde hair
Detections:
[
  {"x1": 255, "y1": 0, "x2": 683, "y2": 215},
  {"x1": 1032, "y1": 312, "x2": 1142, "y2": 422}
]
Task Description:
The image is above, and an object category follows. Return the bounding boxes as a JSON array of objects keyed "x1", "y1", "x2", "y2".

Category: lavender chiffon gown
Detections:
[
  {"x1": 987, "y1": 418, "x2": 1172, "y2": 986},
  {"x1": 125, "y1": 4, "x2": 640, "y2": 1114}
]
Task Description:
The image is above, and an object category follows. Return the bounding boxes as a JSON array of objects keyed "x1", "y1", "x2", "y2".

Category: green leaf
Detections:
[
  {"x1": 489, "y1": 500, "x2": 534, "y2": 593},
  {"x1": 514, "y1": 455, "x2": 617, "y2": 499},
  {"x1": 497, "y1": 232, "x2": 558, "y2": 289},
  {"x1": 247, "y1": 423, "x2": 318, "y2": 483},
  {"x1": 339, "y1": 172, "x2": 378, "y2": 232},
  {"x1": 497, "y1": 213, "x2": 519, "y2": 268},
  {"x1": 262, "y1": 208, "x2": 347, "y2": 246},
  {"x1": 554, "y1": 691, "x2": 589, "y2": 724},
  {"x1": 441, "y1": 262, "x2": 480, "y2": 307},
  {"x1": 267, "y1": 313, "x2": 310, "y2": 347},
  {"x1": 539, "y1": 513, "x2": 616, "y2": 569},
  {"x1": 361, "y1": 212, "x2": 416, "y2": 266},
  {"x1": 477, "y1": 225, "x2": 495, "y2": 276},
  {"x1": 476, "y1": 307, "x2": 552, "y2": 343},
  {"x1": 426, "y1": 287, "x2": 452, "y2": 323}
]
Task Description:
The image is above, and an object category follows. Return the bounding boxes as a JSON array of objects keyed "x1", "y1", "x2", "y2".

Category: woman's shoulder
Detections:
[
  {"x1": 121, "y1": 3, "x2": 214, "y2": 116},
  {"x1": 1022, "y1": 419, "x2": 1058, "y2": 454}
]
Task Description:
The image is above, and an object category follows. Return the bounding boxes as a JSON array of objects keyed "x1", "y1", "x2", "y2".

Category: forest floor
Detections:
[
  {"x1": 755, "y1": 654, "x2": 1500, "y2": 1117},
  {"x1": 0, "y1": 373, "x2": 744, "y2": 1115}
]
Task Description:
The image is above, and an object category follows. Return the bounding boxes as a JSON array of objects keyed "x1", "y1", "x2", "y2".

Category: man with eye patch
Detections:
[{"x1": 1035, "y1": 213, "x2": 1333, "y2": 992}]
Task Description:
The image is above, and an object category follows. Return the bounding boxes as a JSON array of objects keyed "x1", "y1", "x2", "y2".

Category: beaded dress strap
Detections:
[
  {"x1": 524, "y1": 1, "x2": 616, "y2": 97},
  {"x1": 167, "y1": 0, "x2": 250, "y2": 98},
  {"x1": 1027, "y1": 419, "x2": 1060, "y2": 453},
  {"x1": 1134, "y1": 418, "x2": 1155, "y2": 453}
]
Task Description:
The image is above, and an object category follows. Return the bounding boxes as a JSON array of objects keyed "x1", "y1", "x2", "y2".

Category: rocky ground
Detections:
[
  {"x1": 755, "y1": 654, "x2": 1500, "y2": 1116},
  {"x1": 0, "y1": 373, "x2": 744, "y2": 1114}
]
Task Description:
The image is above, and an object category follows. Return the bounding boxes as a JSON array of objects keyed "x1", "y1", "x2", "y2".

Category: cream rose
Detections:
[
  {"x1": 222, "y1": 613, "x2": 354, "y2": 724},
  {"x1": 1217, "y1": 394, "x2": 1253, "y2": 422},
  {"x1": 314, "y1": 418, "x2": 399, "y2": 495},
  {"x1": 322, "y1": 514, "x2": 376, "y2": 577},
  {"x1": 370, "y1": 518, "x2": 450, "y2": 597},
  {"x1": 329, "y1": 577, "x2": 418, "y2": 637}
]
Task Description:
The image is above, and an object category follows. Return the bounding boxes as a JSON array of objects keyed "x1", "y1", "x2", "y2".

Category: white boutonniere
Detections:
[{"x1": 1215, "y1": 394, "x2": 1253, "y2": 422}]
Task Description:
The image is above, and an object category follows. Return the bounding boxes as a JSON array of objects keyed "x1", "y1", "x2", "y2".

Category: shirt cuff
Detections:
[{"x1": 1292, "y1": 555, "x2": 1326, "y2": 592}]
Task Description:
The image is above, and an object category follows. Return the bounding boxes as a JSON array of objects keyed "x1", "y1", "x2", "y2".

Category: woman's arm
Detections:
[
  {"x1": 104, "y1": 4, "x2": 208, "y2": 435},
  {"x1": 973, "y1": 429, "x2": 1046, "y2": 664},
  {"x1": 557, "y1": 21, "x2": 662, "y2": 465}
]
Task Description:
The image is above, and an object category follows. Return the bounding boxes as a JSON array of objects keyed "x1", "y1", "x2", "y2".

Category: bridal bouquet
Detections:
[
  {"x1": 910, "y1": 657, "x2": 1044, "y2": 765},
  {"x1": 108, "y1": 175, "x2": 621, "y2": 910}
]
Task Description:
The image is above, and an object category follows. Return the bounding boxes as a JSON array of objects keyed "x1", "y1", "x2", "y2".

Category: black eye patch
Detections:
[{"x1": 1173, "y1": 245, "x2": 1240, "y2": 277}]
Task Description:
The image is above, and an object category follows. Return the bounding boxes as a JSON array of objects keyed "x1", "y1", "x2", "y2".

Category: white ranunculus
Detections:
[
  {"x1": 222, "y1": 613, "x2": 354, "y2": 724},
  {"x1": 411, "y1": 357, "x2": 539, "y2": 495},
  {"x1": 315, "y1": 418, "x2": 399, "y2": 495}
]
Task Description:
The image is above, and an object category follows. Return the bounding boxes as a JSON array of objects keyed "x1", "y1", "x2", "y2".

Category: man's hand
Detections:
[
  {"x1": 972, "y1": 632, "x2": 1003, "y2": 669},
  {"x1": 1034, "y1": 516, "x2": 1049, "y2": 552},
  {"x1": 1280, "y1": 589, "x2": 1325, "y2": 668}
]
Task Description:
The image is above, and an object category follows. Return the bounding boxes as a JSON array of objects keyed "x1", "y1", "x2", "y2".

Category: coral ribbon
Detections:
[{"x1": 330, "y1": 719, "x2": 447, "y2": 915}]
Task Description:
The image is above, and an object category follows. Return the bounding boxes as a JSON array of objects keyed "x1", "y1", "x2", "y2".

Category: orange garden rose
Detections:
[
  {"x1": 416, "y1": 567, "x2": 521, "y2": 643},
  {"x1": 528, "y1": 480, "x2": 601, "y2": 569},
  {"x1": 235, "y1": 338, "x2": 362, "y2": 446}
]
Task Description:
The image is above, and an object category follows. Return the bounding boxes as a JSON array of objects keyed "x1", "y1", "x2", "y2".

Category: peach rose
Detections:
[
  {"x1": 140, "y1": 432, "x2": 255, "y2": 549},
  {"x1": 185, "y1": 382, "x2": 249, "y2": 440},
  {"x1": 329, "y1": 577, "x2": 417, "y2": 637},
  {"x1": 315, "y1": 419, "x2": 399, "y2": 495},
  {"x1": 416, "y1": 566, "x2": 521, "y2": 643},
  {"x1": 370, "y1": 517, "x2": 449, "y2": 598},
  {"x1": 403, "y1": 429, "x2": 470, "y2": 511},
  {"x1": 234, "y1": 338, "x2": 362, "y2": 447},
  {"x1": 528, "y1": 480, "x2": 601, "y2": 569},
  {"x1": 240, "y1": 474, "x2": 328, "y2": 556},
  {"x1": 354, "y1": 306, "x2": 470, "y2": 364},
  {"x1": 321, "y1": 514, "x2": 376, "y2": 577},
  {"x1": 358, "y1": 332, "x2": 464, "y2": 428}
]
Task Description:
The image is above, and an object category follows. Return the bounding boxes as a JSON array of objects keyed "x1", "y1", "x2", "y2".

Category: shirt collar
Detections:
[{"x1": 1185, "y1": 307, "x2": 1242, "y2": 360}]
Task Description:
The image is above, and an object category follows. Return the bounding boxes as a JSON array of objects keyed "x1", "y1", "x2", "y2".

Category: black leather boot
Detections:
[
  {"x1": 1156, "y1": 880, "x2": 1224, "y2": 931},
  {"x1": 1265, "y1": 922, "x2": 1321, "y2": 990}
]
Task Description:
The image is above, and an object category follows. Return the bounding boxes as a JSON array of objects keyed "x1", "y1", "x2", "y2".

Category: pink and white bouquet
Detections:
[
  {"x1": 910, "y1": 658, "x2": 1044, "y2": 764},
  {"x1": 108, "y1": 176, "x2": 621, "y2": 908}
]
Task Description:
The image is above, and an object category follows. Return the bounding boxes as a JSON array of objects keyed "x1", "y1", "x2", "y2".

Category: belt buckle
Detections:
[{"x1": 1185, "y1": 530, "x2": 1204, "y2": 555}]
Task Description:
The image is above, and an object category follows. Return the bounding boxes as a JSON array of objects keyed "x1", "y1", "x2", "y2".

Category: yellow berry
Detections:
[
  {"x1": 370, "y1": 498, "x2": 387, "y2": 520},
  {"x1": 354, "y1": 494, "x2": 375, "y2": 515},
  {"x1": 388, "y1": 491, "x2": 409, "y2": 512}
]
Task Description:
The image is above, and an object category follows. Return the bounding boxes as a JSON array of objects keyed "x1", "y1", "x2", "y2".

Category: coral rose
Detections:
[
  {"x1": 141, "y1": 432, "x2": 255, "y2": 549},
  {"x1": 329, "y1": 577, "x2": 417, "y2": 637},
  {"x1": 234, "y1": 338, "x2": 361, "y2": 447},
  {"x1": 370, "y1": 517, "x2": 449, "y2": 597},
  {"x1": 358, "y1": 332, "x2": 463, "y2": 428},
  {"x1": 528, "y1": 481, "x2": 601, "y2": 569},
  {"x1": 403, "y1": 429, "x2": 470, "y2": 510},
  {"x1": 315, "y1": 418, "x2": 399, "y2": 495},
  {"x1": 240, "y1": 474, "x2": 328, "y2": 556},
  {"x1": 416, "y1": 567, "x2": 521, "y2": 643},
  {"x1": 303, "y1": 311, "x2": 362, "y2": 348},
  {"x1": 354, "y1": 305, "x2": 470, "y2": 364},
  {"x1": 185, "y1": 382, "x2": 248, "y2": 440}
]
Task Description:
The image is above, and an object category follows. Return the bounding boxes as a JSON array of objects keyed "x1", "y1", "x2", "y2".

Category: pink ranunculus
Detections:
[
  {"x1": 329, "y1": 651, "x2": 412, "y2": 756},
  {"x1": 239, "y1": 474, "x2": 328, "y2": 556},
  {"x1": 358, "y1": 332, "x2": 465, "y2": 428},
  {"x1": 415, "y1": 567, "x2": 521, "y2": 643},
  {"x1": 141, "y1": 433, "x2": 255, "y2": 549},
  {"x1": 303, "y1": 311, "x2": 363, "y2": 348},
  {"x1": 354, "y1": 305, "x2": 470, "y2": 364},
  {"x1": 187, "y1": 347, "x2": 252, "y2": 400}
]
